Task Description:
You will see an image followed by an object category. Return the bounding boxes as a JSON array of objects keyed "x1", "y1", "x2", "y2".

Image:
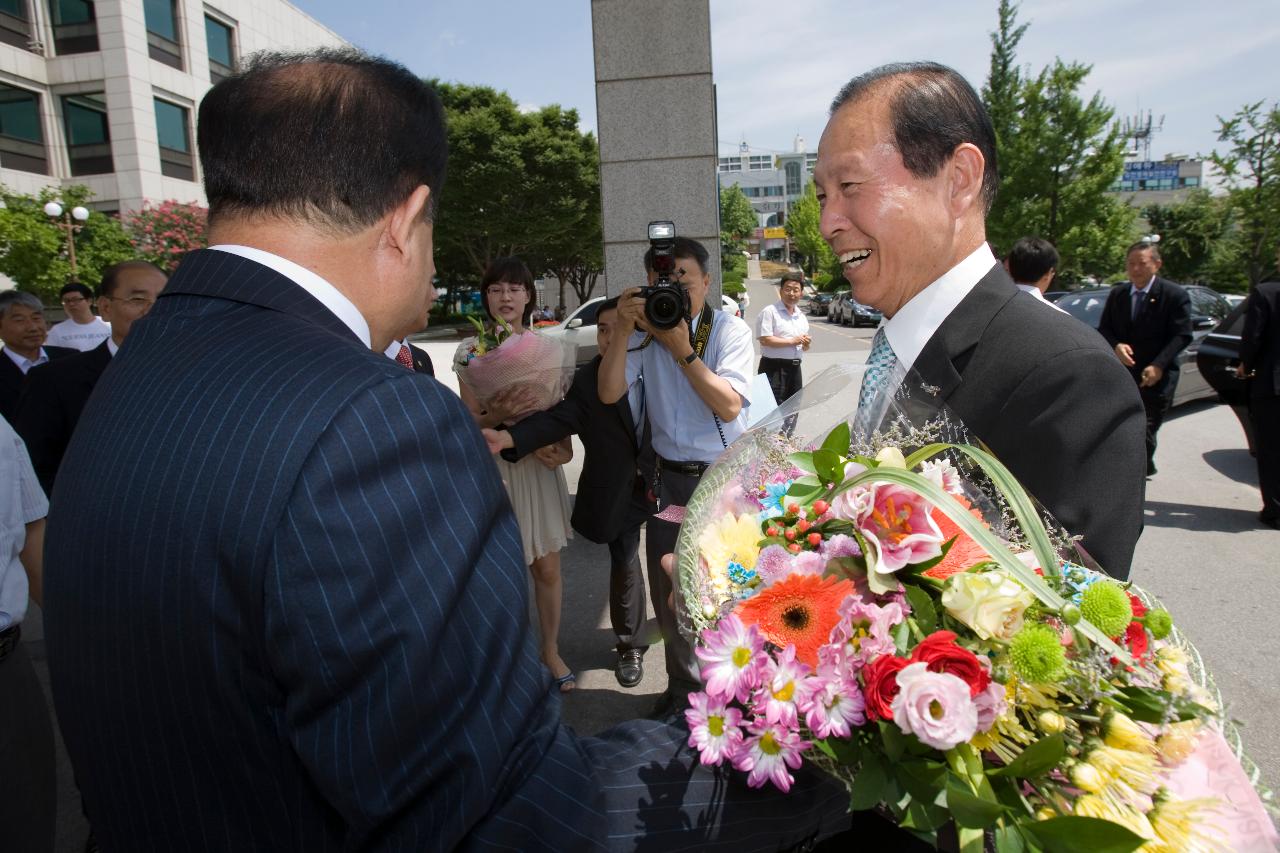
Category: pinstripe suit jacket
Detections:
[{"x1": 44, "y1": 249, "x2": 846, "y2": 852}]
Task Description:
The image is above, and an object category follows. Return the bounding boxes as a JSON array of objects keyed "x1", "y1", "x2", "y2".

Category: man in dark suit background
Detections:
[
  {"x1": 484, "y1": 297, "x2": 657, "y2": 688},
  {"x1": 0, "y1": 291, "x2": 76, "y2": 422},
  {"x1": 1097, "y1": 242, "x2": 1193, "y2": 477},
  {"x1": 1240, "y1": 275, "x2": 1280, "y2": 529},
  {"x1": 812, "y1": 62, "x2": 1146, "y2": 582},
  {"x1": 15, "y1": 261, "x2": 167, "y2": 495},
  {"x1": 43, "y1": 49, "x2": 844, "y2": 851}
]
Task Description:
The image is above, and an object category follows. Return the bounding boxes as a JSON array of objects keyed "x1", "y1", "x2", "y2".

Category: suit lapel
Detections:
[{"x1": 902, "y1": 262, "x2": 1017, "y2": 416}]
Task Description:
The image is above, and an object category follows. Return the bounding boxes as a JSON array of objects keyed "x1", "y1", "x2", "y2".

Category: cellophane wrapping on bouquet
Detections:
[
  {"x1": 672, "y1": 363, "x2": 1279, "y2": 852},
  {"x1": 453, "y1": 329, "x2": 575, "y2": 418}
]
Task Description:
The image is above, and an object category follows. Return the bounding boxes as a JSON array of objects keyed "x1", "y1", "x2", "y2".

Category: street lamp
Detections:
[{"x1": 44, "y1": 200, "x2": 91, "y2": 281}]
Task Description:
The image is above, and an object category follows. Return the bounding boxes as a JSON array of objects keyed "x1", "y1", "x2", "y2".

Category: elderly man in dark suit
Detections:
[
  {"x1": 813, "y1": 62, "x2": 1146, "y2": 581},
  {"x1": 484, "y1": 297, "x2": 656, "y2": 688},
  {"x1": 43, "y1": 49, "x2": 844, "y2": 852},
  {"x1": 0, "y1": 291, "x2": 76, "y2": 422},
  {"x1": 15, "y1": 261, "x2": 167, "y2": 495},
  {"x1": 1096, "y1": 242, "x2": 1193, "y2": 477},
  {"x1": 1241, "y1": 276, "x2": 1280, "y2": 529}
]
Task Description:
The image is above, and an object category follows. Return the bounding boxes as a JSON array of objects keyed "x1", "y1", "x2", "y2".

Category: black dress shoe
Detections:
[
  {"x1": 616, "y1": 648, "x2": 644, "y2": 688},
  {"x1": 1260, "y1": 511, "x2": 1280, "y2": 530}
]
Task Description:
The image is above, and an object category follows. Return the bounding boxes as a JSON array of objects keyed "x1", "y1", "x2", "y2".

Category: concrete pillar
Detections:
[{"x1": 590, "y1": 0, "x2": 720, "y2": 300}]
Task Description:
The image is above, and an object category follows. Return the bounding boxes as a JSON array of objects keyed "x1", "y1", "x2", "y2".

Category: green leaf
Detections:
[
  {"x1": 1023, "y1": 816, "x2": 1146, "y2": 853},
  {"x1": 903, "y1": 585, "x2": 939, "y2": 633},
  {"x1": 1112, "y1": 685, "x2": 1213, "y2": 724},
  {"x1": 896, "y1": 760, "x2": 947, "y2": 802},
  {"x1": 788, "y1": 451, "x2": 816, "y2": 474},
  {"x1": 899, "y1": 797, "x2": 949, "y2": 832},
  {"x1": 821, "y1": 421, "x2": 852, "y2": 456},
  {"x1": 989, "y1": 734, "x2": 1065, "y2": 779},
  {"x1": 893, "y1": 619, "x2": 912, "y2": 654},
  {"x1": 994, "y1": 824, "x2": 1028, "y2": 853},
  {"x1": 816, "y1": 735, "x2": 863, "y2": 766},
  {"x1": 848, "y1": 758, "x2": 888, "y2": 811},
  {"x1": 813, "y1": 448, "x2": 843, "y2": 486},
  {"x1": 879, "y1": 721, "x2": 907, "y2": 762},
  {"x1": 946, "y1": 776, "x2": 1007, "y2": 829}
]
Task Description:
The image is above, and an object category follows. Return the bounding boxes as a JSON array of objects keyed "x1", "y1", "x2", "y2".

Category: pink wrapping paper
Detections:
[{"x1": 1164, "y1": 726, "x2": 1279, "y2": 851}]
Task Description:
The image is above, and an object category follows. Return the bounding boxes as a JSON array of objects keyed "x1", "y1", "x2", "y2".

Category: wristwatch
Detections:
[{"x1": 678, "y1": 351, "x2": 698, "y2": 367}]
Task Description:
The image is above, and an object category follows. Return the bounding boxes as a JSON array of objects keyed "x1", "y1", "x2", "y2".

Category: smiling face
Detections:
[
  {"x1": 1125, "y1": 247, "x2": 1162, "y2": 289},
  {"x1": 779, "y1": 279, "x2": 803, "y2": 309},
  {"x1": 815, "y1": 93, "x2": 967, "y2": 318},
  {"x1": 485, "y1": 280, "x2": 531, "y2": 331},
  {"x1": 0, "y1": 303, "x2": 46, "y2": 358}
]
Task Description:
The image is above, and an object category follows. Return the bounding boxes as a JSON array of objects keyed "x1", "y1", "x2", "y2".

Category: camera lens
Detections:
[{"x1": 645, "y1": 287, "x2": 684, "y2": 330}]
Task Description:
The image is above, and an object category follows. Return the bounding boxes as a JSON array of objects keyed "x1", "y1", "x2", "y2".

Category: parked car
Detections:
[
  {"x1": 539, "y1": 295, "x2": 606, "y2": 364},
  {"x1": 827, "y1": 291, "x2": 852, "y2": 323},
  {"x1": 1053, "y1": 284, "x2": 1233, "y2": 407},
  {"x1": 846, "y1": 299, "x2": 882, "y2": 328},
  {"x1": 809, "y1": 293, "x2": 833, "y2": 316},
  {"x1": 1196, "y1": 301, "x2": 1257, "y2": 454},
  {"x1": 1224, "y1": 293, "x2": 1247, "y2": 309}
]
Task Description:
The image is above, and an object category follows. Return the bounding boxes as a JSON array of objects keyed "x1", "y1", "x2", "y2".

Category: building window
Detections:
[
  {"x1": 0, "y1": 0, "x2": 31, "y2": 49},
  {"x1": 204, "y1": 14, "x2": 235, "y2": 82},
  {"x1": 48, "y1": 0, "x2": 98, "y2": 54},
  {"x1": 785, "y1": 161, "x2": 801, "y2": 195},
  {"x1": 0, "y1": 84, "x2": 47, "y2": 173},
  {"x1": 144, "y1": 0, "x2": 183, "y2": 69},
  {"x1": 62, "y1": 93, "x2": 112, "y2": 175},
  {"x1": 154, "y1": 98, "x2": 194, "y2": 180},
  {"x1": 1182, "y1": 177, "x2": 1200, "y2": 188}
]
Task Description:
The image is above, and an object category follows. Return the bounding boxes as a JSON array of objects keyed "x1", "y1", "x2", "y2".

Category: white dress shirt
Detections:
[
  {"x1": 756, "y1": 300, "x2": 810, "y2": 359},
  {"x1": 624, "y1": 308, "x2": 754, "y2": 464},
  {"x1": 1, "y1": 418, "x2": 48, "y2": 630},
  {"x1": 883, "y1": 242, "x2": 997, "y2": 375},
  {"x1": 3, "y1": 346, "x2": 50, "y2": 375},
  {"x1": 209, "y1": 244, "x2": 372, "y2": 347},
  {"x1": 1015, "y1": 284, "x2": 1069, "y2": 314}
]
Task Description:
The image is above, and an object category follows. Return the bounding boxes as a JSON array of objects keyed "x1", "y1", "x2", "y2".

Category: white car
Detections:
[{"x1": 542, "y1": 293, "x2": 743, "y2": 365}]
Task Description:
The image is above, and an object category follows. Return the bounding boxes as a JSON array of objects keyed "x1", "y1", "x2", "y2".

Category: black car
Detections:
[
  {"x1": 809, "y1": 293, "x2": 833, "y2": 316},
  {"x1": 1053, "y1": 284, "x2": 1233, "y2": 407},
  {"x1": 1196, "y1": 301, "x2": 1257, "y2": 453}
]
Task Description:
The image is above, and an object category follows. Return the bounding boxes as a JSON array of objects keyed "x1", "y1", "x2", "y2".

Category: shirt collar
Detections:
[
  {"x1": 106, "y1": 337, "x2": 119, "y2": 357},
  {"x1": 774, "y1": 299, "x2": 801, "y2": 317},
  {"x1": 1131, "y1": 276, "x2": 1155, "y2": 295},
  {"x1": 3, "y1": 346, "x2": 47, "y2": 374},
  {"x1": 208, "y1": 244, "x2": 372, "y2": 348},
  {"x1": 883, "y1": 243, "x2": 995, "y2": 372}
]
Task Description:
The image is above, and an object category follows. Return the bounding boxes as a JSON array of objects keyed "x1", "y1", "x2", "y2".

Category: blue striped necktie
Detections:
[{"x1": 855, "y1": 327, "x2": 897, "y2": 435}]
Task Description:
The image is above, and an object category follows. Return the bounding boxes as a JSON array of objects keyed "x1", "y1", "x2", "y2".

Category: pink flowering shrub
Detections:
[{"x1": 122, "y1": 200, "x2": 208, "y2": 272}]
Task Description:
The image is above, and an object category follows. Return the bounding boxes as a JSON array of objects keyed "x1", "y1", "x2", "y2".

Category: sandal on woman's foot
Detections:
[{"x1": 553, "y1": 671, "x2": 576, "y2": 693}]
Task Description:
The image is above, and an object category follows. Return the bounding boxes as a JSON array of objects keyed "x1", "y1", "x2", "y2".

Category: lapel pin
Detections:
[{"x1": 921, "y1": 383, "x2": 940, "y2": 396}]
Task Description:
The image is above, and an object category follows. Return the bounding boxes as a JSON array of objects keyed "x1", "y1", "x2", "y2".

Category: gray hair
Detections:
[{"x1": 0, "y1": 290, "x2": 43, "y2": 321}]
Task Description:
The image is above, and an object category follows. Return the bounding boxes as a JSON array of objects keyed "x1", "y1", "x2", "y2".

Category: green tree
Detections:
[
  {"x1": 982, "y1": 1, "x2": 1135, "y2": 280},
  {"x1": 0, "y1": 185, "x2": 135, "y2": 302},
  {"x1": 1141, "y1": 190, "x2": 1234, "y2": 285},
  {"x1": 1208, "y1": 100, "x2": 1280, "y2": 286},
  {"x1": 785, "y1": 182, "x2": 835, "y2": 278},
  {"x1": 432, "y1": 82, "x2": 603, "y2": 307},
  {"x1": 718, "y1": 183, "x2": 756, "y2": 252}
]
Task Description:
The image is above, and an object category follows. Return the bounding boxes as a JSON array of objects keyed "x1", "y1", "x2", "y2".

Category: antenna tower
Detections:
[{"x1": 1121, "y1": 110, "x2": 1165, "y2": 161}]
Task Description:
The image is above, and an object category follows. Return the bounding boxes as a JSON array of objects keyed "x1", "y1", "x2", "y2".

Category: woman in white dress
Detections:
[{"x1": 455, "y1": 258, "x2": 576, "y2": 691}]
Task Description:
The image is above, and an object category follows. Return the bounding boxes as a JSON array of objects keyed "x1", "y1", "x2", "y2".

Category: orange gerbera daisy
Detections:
[
  {"x1": 733, "y1": 573, "x2": 854, "y2": 667},
  {"x1": 924, "y1": 495, "x2": 991, "y2": 581}
]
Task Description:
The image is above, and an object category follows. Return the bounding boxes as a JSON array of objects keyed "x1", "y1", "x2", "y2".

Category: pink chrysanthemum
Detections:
[
  {"x1": 824, "y1": 597, "x2": 905, "y2": 669},
  {"x1": 795, "y1": 665, "x2": 867, "y2": 739},
  {"x1": 819, "y1": 533, "x2": 862, "y2": 561},
  {"x1": 732, "y1": 721, "x2": 810, "y2": 792},
  {"x1": 753, "y1": 645, "x2": 811, "y2": 728},
  {"x1": 684, "y1": 692, "x2": 745, "y2": 766},
  {"x1": 755, "y1": 545, "x2": 825, "y2": 586},
  {"x1": 696, "y1": 615, "x2": 767, "y2": 703}
]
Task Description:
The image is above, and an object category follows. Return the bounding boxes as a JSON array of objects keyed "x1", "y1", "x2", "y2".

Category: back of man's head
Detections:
[
  {"x1": 99, "y1": 260, "x2": 167, "y2": 298},
  {"x1": 830, "y1": 62, "x2": 999, "y2": 214},
  {"x1": 198, "y1": 48, "x2": 447, "y2": 233},
  {"x1": 1006, "y1": 237, "x2": 1059, "y2": 285}
]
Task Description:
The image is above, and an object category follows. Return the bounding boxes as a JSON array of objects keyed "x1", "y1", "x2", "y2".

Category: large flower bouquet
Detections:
[
  {"x1": 673, "y1": 366, "x2": 1278, "y2": 852},
  {"x1": 453, "y1": 317, "x2": 574, "y2": 419}
]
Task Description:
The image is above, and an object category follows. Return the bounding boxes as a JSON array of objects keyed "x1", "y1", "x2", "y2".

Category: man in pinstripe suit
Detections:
[{"x1": 42, "y1": 50, "x2": 846, "y2": 851}]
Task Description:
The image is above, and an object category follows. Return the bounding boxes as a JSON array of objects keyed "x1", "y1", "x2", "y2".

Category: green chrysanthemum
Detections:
[
  {"x1": 1009, "y1": 623, "x2": 1066, "y2": 683},
  {"x1": 1080, "y1": 581, "x2": 1133, "y2": 638},
  {"x1": 1143, "y1": 608, "x2": 1173, "y2": 640}
]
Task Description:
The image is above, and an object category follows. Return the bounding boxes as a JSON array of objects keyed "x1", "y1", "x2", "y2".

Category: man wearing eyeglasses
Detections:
[
  {"x1": 15, "y1": 261, "x2": 167, "y2": 496},
  {"x1": 44, "y1": 282, "x2": 111, "y2": 352}
]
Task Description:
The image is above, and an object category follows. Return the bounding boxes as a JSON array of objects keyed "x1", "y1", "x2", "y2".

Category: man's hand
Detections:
[
  {"x1": 533, "y1": 440, "x2": 572, "y2": 470},
  {"x1": 798, "y1": 334, "x2": 812, "y2": 351},
  {"x1": 487, "y1": 385, "x2": 541, "y2": 424},
  {"x1": 1140, "y1": 364, "x2": 1164, "y2": 388},
  {"x1": 615, "y1": 287, "x2": 648, "y2": 336},
  {"x1": 480, "y1": 428, "x2": 513, "y2": 455},
  {"x1": 1114, "y1": 342, "x2": 1136, "y2": 367}
]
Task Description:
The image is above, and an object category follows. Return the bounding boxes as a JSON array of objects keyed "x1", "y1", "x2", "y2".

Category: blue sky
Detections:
[{"x1": 293, "y1": 0, "x2": 1279, "y2": 169}]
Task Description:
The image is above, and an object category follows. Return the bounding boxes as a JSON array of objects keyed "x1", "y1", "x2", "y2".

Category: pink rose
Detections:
[{"x1": 890, "y1": 662, "x2": 978, "y2": 750}]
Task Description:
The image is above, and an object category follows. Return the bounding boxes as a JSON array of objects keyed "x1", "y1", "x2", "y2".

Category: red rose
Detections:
[
  {"x1": 909, "y1": 630, "x2": 991, "y2": 697},
  {"x1": 861, "y1": 655, "x2": 909, "y2": 721},
  {"x1": 1126, "y1": 592, "x2": 1147, "y2": 620},
  {"x1": 1123, "y1": 621, "x2": 1149, "y2": 662}
]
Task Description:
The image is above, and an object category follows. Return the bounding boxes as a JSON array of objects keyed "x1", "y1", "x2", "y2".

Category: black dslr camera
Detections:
[{"x1": 638, "y1": 220, "x2": 689, "y2": 330}]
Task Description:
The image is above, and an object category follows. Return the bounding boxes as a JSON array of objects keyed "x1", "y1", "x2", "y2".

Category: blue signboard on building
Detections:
[{"x1": 1122, "y1": 161, "x2": 1180, "y2": 182}]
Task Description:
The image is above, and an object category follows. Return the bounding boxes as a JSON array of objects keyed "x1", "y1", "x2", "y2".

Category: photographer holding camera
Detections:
[{"x1": 599, "y1": 225, "x2": 754, "y2": 719}]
